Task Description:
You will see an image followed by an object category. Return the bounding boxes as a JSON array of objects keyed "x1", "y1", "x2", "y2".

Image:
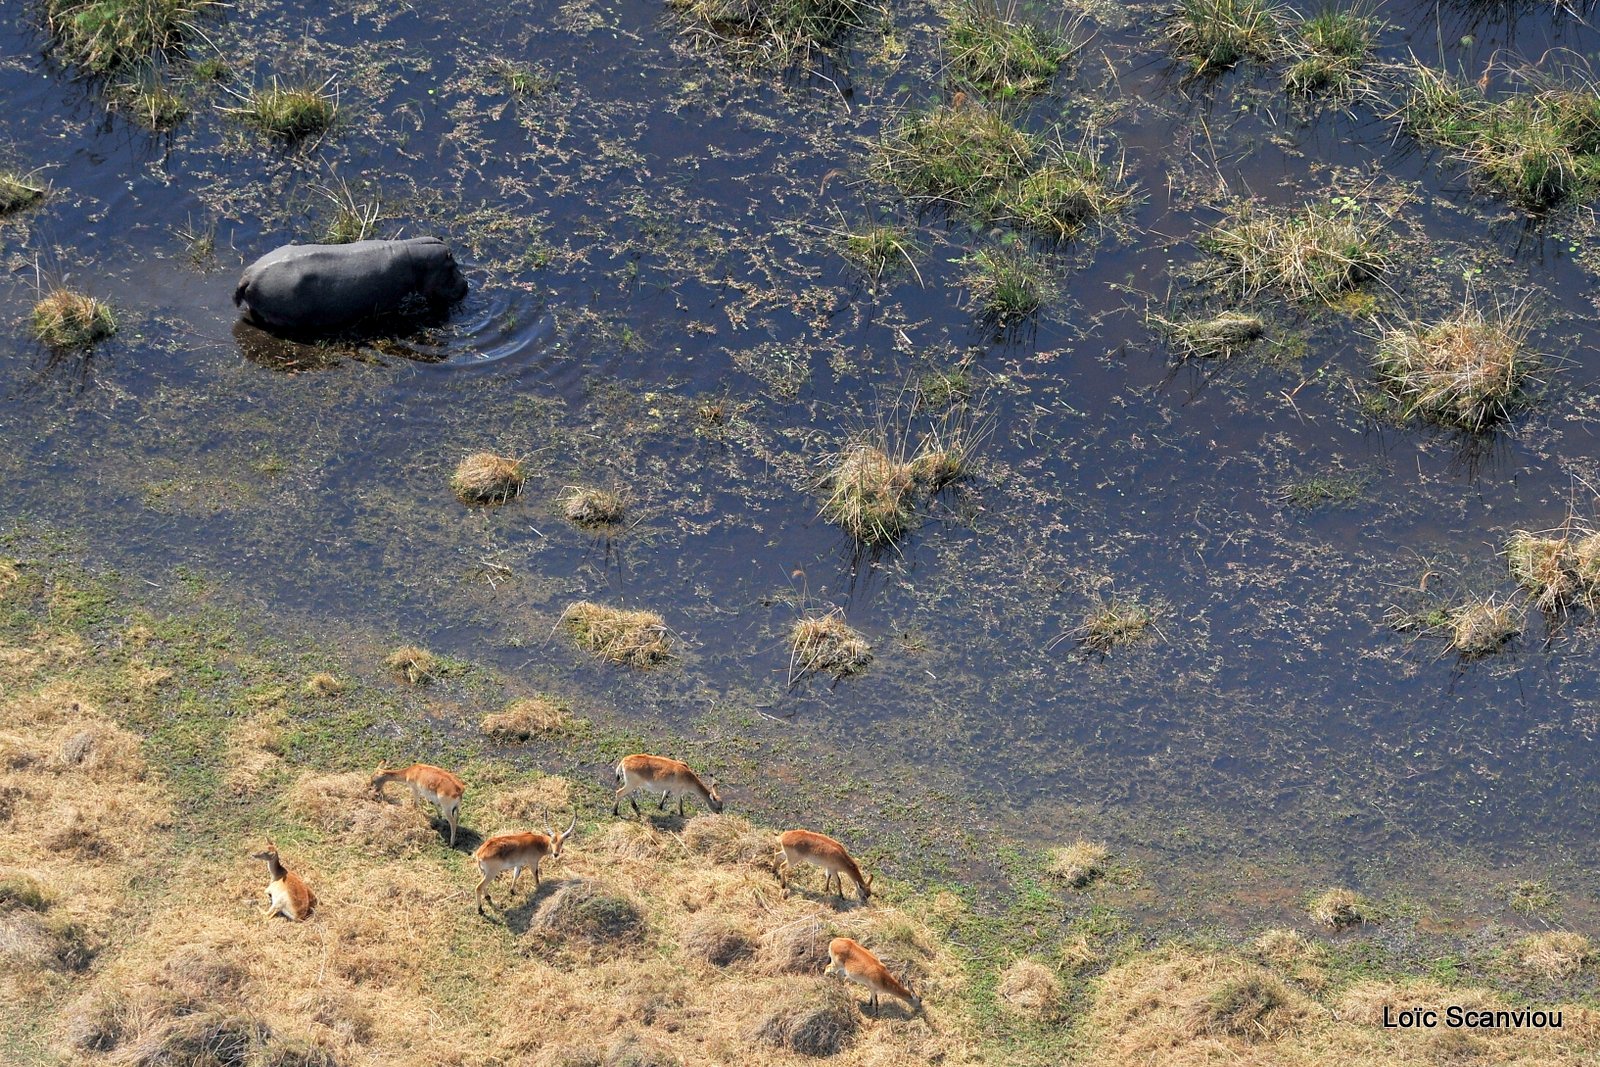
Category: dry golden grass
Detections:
[
  {"x1": 286, "y1": 772, "x2": 437, "y2": 855},
  {"x1": 1374, "y1": 298, "x2": 1539, "y2": 430},
  {"x1": 449, "y1": 451, "x2": 525, "y2": 505},
  {"x1": 995, "y1": 959, "x2": 1061, "y2": 1018},
  {"x1": 821, "y1": 443, "x2": 918, "y2": 544},
  {"x1": 1308, "y1": 887, "x2": 1377, "y2": 929},
  {"x1": 1516, "y1": 931, "x2": 1593, "y2": 980},
  {"x1": 1506, "y1": 531, "x2": 1582, "y2": 612},
  {"x1": 481, "y1": 695, "x2": 570, "y2": 739},
  {"x1": 560, "y1": 601, "x2": 674, "y2": 668},
  {"x1": 789, "y1": 611, "x2": 872, "y2": 683},
  {"x1": 488, "y1": 775, "x2": 574, "y2": 826},
  {"x1": 30, "y1": 289, "x2": 116, "y2": 348},
  {"x1": 561, "y1": 486, "x2": 627, "y2": 526},
  {"x1": 680, "y1": 813, "x2": 776, "y2": 867},
  {"x1": 1447, "y1": 598, "x2": 1520, "y2": 656},
  {"x1": 1046, "y1": 839, "x2": 1108, "y2": 888},
  {"x1": 384, "y1": 644, "x2": 438, "y2": 685},
  {"x1": 303, "y1": 672, "x2": 345, "y2": 696}
]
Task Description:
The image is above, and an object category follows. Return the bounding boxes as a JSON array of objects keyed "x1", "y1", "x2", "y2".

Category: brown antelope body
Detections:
[
  {"x1": 613, "y1": 754, "x2": 723, "y2": 818},
  {"x1": 252, "y1": 840, "x2": 316, "y2": 922},
  {"x1": 826, "y1": 937, "x2": 920, "y2": 1016},
  {"x1": 472, "y1": 814, "x2": 575, "y2": 914},
  {"x1": 776, "y1": 829, "x2": 872, "y2": 901},
  {"x1": 372, "y1": 763, "x2": 466, "y2": 846}
]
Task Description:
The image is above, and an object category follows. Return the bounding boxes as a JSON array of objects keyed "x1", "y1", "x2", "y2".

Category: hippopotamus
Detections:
[{"x1": 233, "y1": 237, "x2": 469, "y2": 337}]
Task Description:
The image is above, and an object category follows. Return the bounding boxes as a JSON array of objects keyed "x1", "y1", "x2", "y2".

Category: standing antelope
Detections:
[
  {"x1": 826, "y1": 937, "x2": 921, "y2": 1016},
  {"x1": 252, "y1": 840, "x2": 317, "y2": 922},
  {"x1": 472, "y1": 814, "x2": 575, "y2": 915},
  {"x1": 776, "y1": 829, "x2": 872, "y2": 901},
  {"x1": 612, "y1": 754, "x2": 723, "y2": 818},
  {"x1": 372, "y1": 763, "x2": 466, "y2": 846}
]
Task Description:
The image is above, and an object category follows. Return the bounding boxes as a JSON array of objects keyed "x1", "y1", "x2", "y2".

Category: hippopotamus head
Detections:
[{"x1": 408, "y1": 237, "x2": 469, "y2": 306}]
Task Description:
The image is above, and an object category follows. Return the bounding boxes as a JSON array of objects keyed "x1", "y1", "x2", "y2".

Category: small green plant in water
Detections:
[
  {"x1": 121, "y1": 80, "x2": 187, "y2": 130},
  {"x1": 944, "y1": 1, "x2": 1077, "y2": 98},
  {"x1": 230, "y1": 81, "x2": 337, "y2": 141},
  {"x1": 1285, "y1": 6, "x2": 1374, "y2": 95},
  {"x1": 190, "y1": 55, "x2": 229, "y2": 81},
  {"x1": 840, "y1": 223, "x2": 919, "y2": 284},
  {"x1": 31, "y1": 290, "x2": 117, "y2": 348},
  {"x1": 963, "y1": 246, "x2": 1052, "y2": 322},
  {"x1": 1204, "y1": 200, "x2": 1389, "y2": 303},
  {"x1": 0, "y1": 172, "x2": 46, "y2": 215},
  {"x1": 43, "y1": 0, "x2": 219, "y2": 74},
  {"x1": 1163, "y1": 0, "x2": 1282, "y2": 76},
  {"x1": 491, "y1": 58, "x2": 559, "y2": 97},
  {"x1": 918, "y1": 366, "x2": 972, "y2": 409},
  {"x1": 668, "y1": 0, "x2": 882, "y2": 64}
]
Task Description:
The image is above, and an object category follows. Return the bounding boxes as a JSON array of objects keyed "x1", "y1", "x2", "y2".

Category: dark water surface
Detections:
[{"x1": 4, "y1": 0, "x2": 1600, "y2": 917}]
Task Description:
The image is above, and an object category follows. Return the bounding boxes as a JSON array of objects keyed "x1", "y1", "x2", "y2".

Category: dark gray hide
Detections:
[{"x1": 233, "y1": 237, "x2": 469, "y2": 336}]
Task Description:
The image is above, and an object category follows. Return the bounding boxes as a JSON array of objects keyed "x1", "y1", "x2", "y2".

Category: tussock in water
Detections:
[
  {"x1": 226, "y1": 80, "x2": 338, "y2": 141},
  {"x1": 42, "y1": 0, "x2": 220, "y2": 74},
  {"x1": 1505, "y1": 531, "x2": 1581, "y2": 613},
  {"x1": 788, "y1": 611, "x2": 872, "y2": 683},
  {"x1": 1447, "y1": 599, "x2": 1520, "y2": 657},
  {"x1": 1162, "y1": 0, "x2": 1282, "y2": 76},
  {"x1": 560, "y1": 486, "x2": 626, "y2": 527},
  {"x1": 1374, "y1": 296, "x2": 1540, "y2": 430},
  {"x1": 0, "y1": 172, "x2": 46, "y2": 215},
  {"x1": 30, "y1": 290, "x2": 117, "y2": 349},
  {"x1": 1152, "y1": 309, "x2": 1265, "y2": 359},
  {"x1": 944, "y1": 1, "x2": 1077, "y2": 99},
  {"x1": 450, "y1": 452, "x2": 526, "y2": 505},
  {"x1": 819, "y1": 443, "x2": 918, "y2": 544},
  {"x1": 384, "y1": 645, "x2": 438, "y2": 685},
  {"x1": 667, "y1": 0, "x2": 881, "y2": 64},
  {"x1": 1308, "y1": 887, "x2": 1377, "y2": 929},
  {"x1": 1284, "y1": 6, "x2": 1374, "y2": 96},
  {"x1": 1204, "y1": 201, "x2": 1389, "y2": 303},
  {"x1": 560, "y1": 601, "x2": 674, "y2": 668}
]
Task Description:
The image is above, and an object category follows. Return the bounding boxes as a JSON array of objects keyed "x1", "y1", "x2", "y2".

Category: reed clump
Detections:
[
  {"x1": 788, "y1": 611, "x2": 872, "y2": 683},
  {"x1": 31, "y1": 290, "x2": 117, "y2": 348},
  {"x1": 1373, "y1": 297, "x2": 1539, "y2": 430},
  {"x1": 560, "y1": 601, "x2": 673, "y2": 668},
  {"x1": 1204, "y1": 201, "x2": 1389, "y2": 303},
  {"x1": 944, "y1": 2, "x2": 1077, "y2": 99}
]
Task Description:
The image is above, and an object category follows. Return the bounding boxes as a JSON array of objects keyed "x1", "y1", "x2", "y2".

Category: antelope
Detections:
[
  {"x1": 826, "y1": 937, "x2": 920, "y2": 1016},
  {"x1": 776, "y1": 829, "x2": 872, "y2": 901},
  {"x1": 472, "y1": 814, "x2": 575, "y2": 915},
  {"x1": 252, "y1": 840, "x2": 317, "y2": 922},
  {"x1": 612, "y1": 754, "x2": 723, "y2": 818},
  {"x1": 372, "y1": 763, "x2": 466, "y2": 846}
]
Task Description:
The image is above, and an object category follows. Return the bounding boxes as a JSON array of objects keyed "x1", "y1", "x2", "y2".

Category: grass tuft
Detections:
[
  {"x1": 1152, "y1": 309, "x2": 1265, "y2": 359},
  {"x1": 384, "y1": 645, "x2": 438, "y2": 686},
  {"x1": 746, "y1": 985, "x2": 859, "y2": 1055},
  {"x1": 525, "y1": 881, "x2": 647, "y2": 955},
  {"x1": 481, "y1": 696, "x2": 570, "y2": 739},
  {"x1": 561, "y1": 486, "x2": 627, "y2": 527},
  {"x1": 996, "y1": 958, "x2": 1061, "y2": 1018},
  {"x1": 1401, "y1": 62, "x2": 1600, "y2": 211},
  {"x1": 1046, "y1": 839, "x2": 1109, "y2": 888},
  {"x1": 820, "y1": 443, "x2": 918, "y2": 544},
  {"x1": 945, "y1": 1, "x2": 1076, "y2": 99},
  {"x1": 450, "y1": 452, "x2": 526, "y2": 505},
  {"x1": 119, "y1": 79, "x2": 187, "y2": 129},
  {"x1": 962, "y1": 246, "x2": 1052, "y2": 322},
  {"x1": 31, "y1": 289, "x2": 117, "y2": 348},
  {"x1": 1516, "y1": 931, "x2": 1592, "y2": 980},
  {"x1": 667, "y1": 0, "x2": 881, "y2": 65},
  {"x1": 838, "y1": 223, "x2": 920, "y2": 285},
  {"x1": 228, "y1": 80, "x2": 337, "y2": 141},
  {"x1": 1447, "y1": 598, "x2": 1520, "y2": 657},
  {"x1": 1204, "y1": 201, "x2": 1388, "y2": 303},
  {"x1": 43, "y1": 0, "x2": 218, "y2": 74},
  {"x1": 301, "y1": 672, "x2": 344, "y2": 697},
  {"x1": 1308, "y1": 887, "x2": 1378, "y2": 929},
  {"x1": 1505, "y1": 532, "x2": 1580, "y2": 612},
  {"x1": 1163, "y1": 0, "x2": 1282, "y2": 76},
  {"x1": 1373, "y1": 295, "x2": 1539, "y2": 430},
  {"x1": 788, "y1": 610, "x2": 872, "y2": 683},
  {"x1": 0, "y1": 172, "x2": 46, "y2": 215},
  {"x1": 1188, "y1": 971, "x2": 1305, "y2": 1040},
  {"x1": 1285, "y1": 6, "x2": 1375, "y2": 96},
  {"x1": 560, "y1": 601, "x2": 673, "y2": 668},
  {"x1": 1074, "y1": 599, "x2": 1154, "y2": 654}
]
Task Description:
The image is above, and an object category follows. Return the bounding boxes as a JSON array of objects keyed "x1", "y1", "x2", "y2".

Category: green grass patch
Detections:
[
  {"x1": 944, "y1": 1, "x2": 1077, "y2": 99},
  {"x1": 962, "y1": 246, "x2": 1053, "y2": 322},
  {"x1": 118, "y1": 78, "x2": 188, "y2": 130},
  {"x1": 1400, "y1": 62, "x2": 1600, "y2": 211},
  {"x1": 837, "y1": 222, "x2": 921, "y2": 284},
  {"x1": 1163, "y1": 0, "x2": 1283, "y2": 76},
  {"x1": 667, "y1": 0, "x2": 882, "y2": 64},
  {"x1": 227, "y1": 80, "x2": 338, "y2": 141},
  {"x1": 1279, "y1": 469, "x2": 1371, "y2": 507},
  {"x1": 43, "y1": 0, "x2": 220, "y2": 74},
  {"x1": 1285, "y1": 6, "x2": 1375, "y2": 95},
  {"x1": 1203, "y1": 200, "x2": 1389, "y2": 303}
]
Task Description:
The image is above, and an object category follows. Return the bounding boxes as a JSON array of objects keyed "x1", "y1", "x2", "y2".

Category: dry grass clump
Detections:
[
  {"x1": 1163, "y1": 0, "x2": 1282, "y2": 76},
  {"x1": 0, "y1": 171, "x2": 46, "y2": 215},
  {"x1": 1516, "y1": 931, "x2": 1593, "y2": 980},
  {"x1": 227, "y1": 80, "x2": 338, "y2": 140},
  {"x1": 489, "y1": 776, "x2": 573, "y2": 824},
  {"x1": 819, "y1": 444, "x2": 918, "y2": 545},
  {"x1": 481, "y1": 696, "x2": 570, "y2": 739},
  {"x1": 1153, "y1": 309, "x2": 1265, "y2": 359},
  {"x1": 667, "y1": 0, "x2": 881, "y2": 65},
  {"x1": 1252, "y1": 928, "x2": 1323, "y2": 972},
  {"x1": 1401, "y1": 61, "x2": 1600, "y2": 211},
  {"x1": 1447, "y1": 598, "x2": 1520, "y2": 657},
  {"x1": 746, "y1": 983, "x2": 859, "y2": 1055},
  {"x1": 286, "y1": 772, "x2": 436, "y2": 855},
  {"x1": 42, "y1": 0, "x2": 218, "y2": 73},
  {"x1": 996, "y1": 958, "x2": 1061, "y2": 1018},
  {"x1": 1204, "y1": 201, "x2": 1388, "y2": 303},
  {"x1": 1308, "y1": 887, "x2": 1377, "y2": 929},
  {"x1": 1046, "y1": 839, "x2": 1109, "y2": 888},
  {"x1": 302, "y1": 672, "x2": 344, "y2": 697},
  {"x1": 559, "y1": 601, "x2": 674, "y2": 668},
  {"x1": 681, "y1": 912, "x2": 757, "y2": 966},
  {"x1": 450, "y1": 451, "x2": 526, "y2": 505},
  {"x1": 525, "y1": 881, "x2": 647, "y2": 955},
  {"x1": 384, "y1": 644, "x2": 438, "y2": 685},
  {"x1": 561, "y1": 486, "x2": 627, "y2": 527},
  {"x1": 945, "y1": 1, "x2": 1076, "y2": 99},
  {"x1": 788, "y1": 611, "x2": 872, "y2": 683},
  {"x1": 1374, "y1": 297, "x2": 1539, "y2": 430},
  {"x1": 1062, "y1": 599, "x2": 1155, "y2": 655},
  {"x1": 31, "y1": 289, "x2": 117, "y2": 348},
  {"x1": 1187, "y1": 970, "x2": 1309, "y2": 1041},
  {"x1": 1506, "y1": 531, "x2": 1582, "y2": 612},
  {"x1": 681, "y1": 813, "x2": 775, "y2": 867},
  {"x1": 757, "y1": 915, "x2": 835, "y2": 975}
]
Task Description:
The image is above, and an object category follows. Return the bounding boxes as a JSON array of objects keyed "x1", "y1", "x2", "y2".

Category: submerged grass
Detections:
[
  {"x1": 31, "y1": 290, "x2": 117, "y2": 348},
  {"x1": 1373, "y1": 295, "x2": 1540, "y2": 431},
  {"x1": 944, "y1": 1, "x2": 1077, "y2": 99},
  {"x1": 1203, "y1": 200, "x2": 1389, "y2": 303},
  {"x1": 43, "y1": 0, "x2": 218, "y2": 73},
  {"x1": 1400, "y1": 61, "x2": 1600, "y2": 210},
  {"x1": 1163, "y1": 0, "x2": 1283, "y2": 76},
  {"x1": 1285, "y1": 6, "x2": 1375, "y2": 96}
]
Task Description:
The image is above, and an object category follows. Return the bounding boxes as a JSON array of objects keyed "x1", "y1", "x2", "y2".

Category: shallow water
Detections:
[{"x1": 4, "y1": 0, "x2": 1600, "y2": 916}]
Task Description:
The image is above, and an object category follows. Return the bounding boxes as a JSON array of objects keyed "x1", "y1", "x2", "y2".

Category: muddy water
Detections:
[{"x1": 4, "y1": 0, "x2": 1600, "y2": 914}]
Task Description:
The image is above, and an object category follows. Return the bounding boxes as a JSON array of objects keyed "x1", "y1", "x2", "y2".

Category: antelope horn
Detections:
[{"x1": 564, "y1": 813, "x2": 577, "y2": 836}]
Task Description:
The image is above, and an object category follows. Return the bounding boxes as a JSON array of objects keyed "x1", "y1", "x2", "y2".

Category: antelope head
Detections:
[
  {"x1": 705, "y1": 777, "x2": 724, "y2": 814},
  {"x1": 370, "y1": 766, "x2": 395, "y2": 794},
  {"x1": 251, "y1": 839, "x2": 280, "y2": 863},
  {"x1": 547, "y1": 813, "x2": 577, "y2": 857}
]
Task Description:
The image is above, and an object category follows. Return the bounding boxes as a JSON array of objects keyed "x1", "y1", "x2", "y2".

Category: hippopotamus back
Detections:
[{"x1": 234, "y1": 237, "x2": 469, "y2": 337}]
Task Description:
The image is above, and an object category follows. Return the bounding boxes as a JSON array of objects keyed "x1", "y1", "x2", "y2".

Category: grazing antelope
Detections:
[
  {"x1": 472, "y1": 814, "x2": 575, "y2": 915},
  {"x1": 372, "y1": 763, "x2": 466, "y2": 846},
  {"x1": 776, "y1": 829, "x2": 872, "y2": 901},
  {"x1": 612, "y1": 753, "x2": 723, "y2": 818},
  {"x1": 252, "y1": 840, "x2": 317, "y2": 922},
  {"x1": 826, "y1": 937, "x2": 921, "y2": 1016}
]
